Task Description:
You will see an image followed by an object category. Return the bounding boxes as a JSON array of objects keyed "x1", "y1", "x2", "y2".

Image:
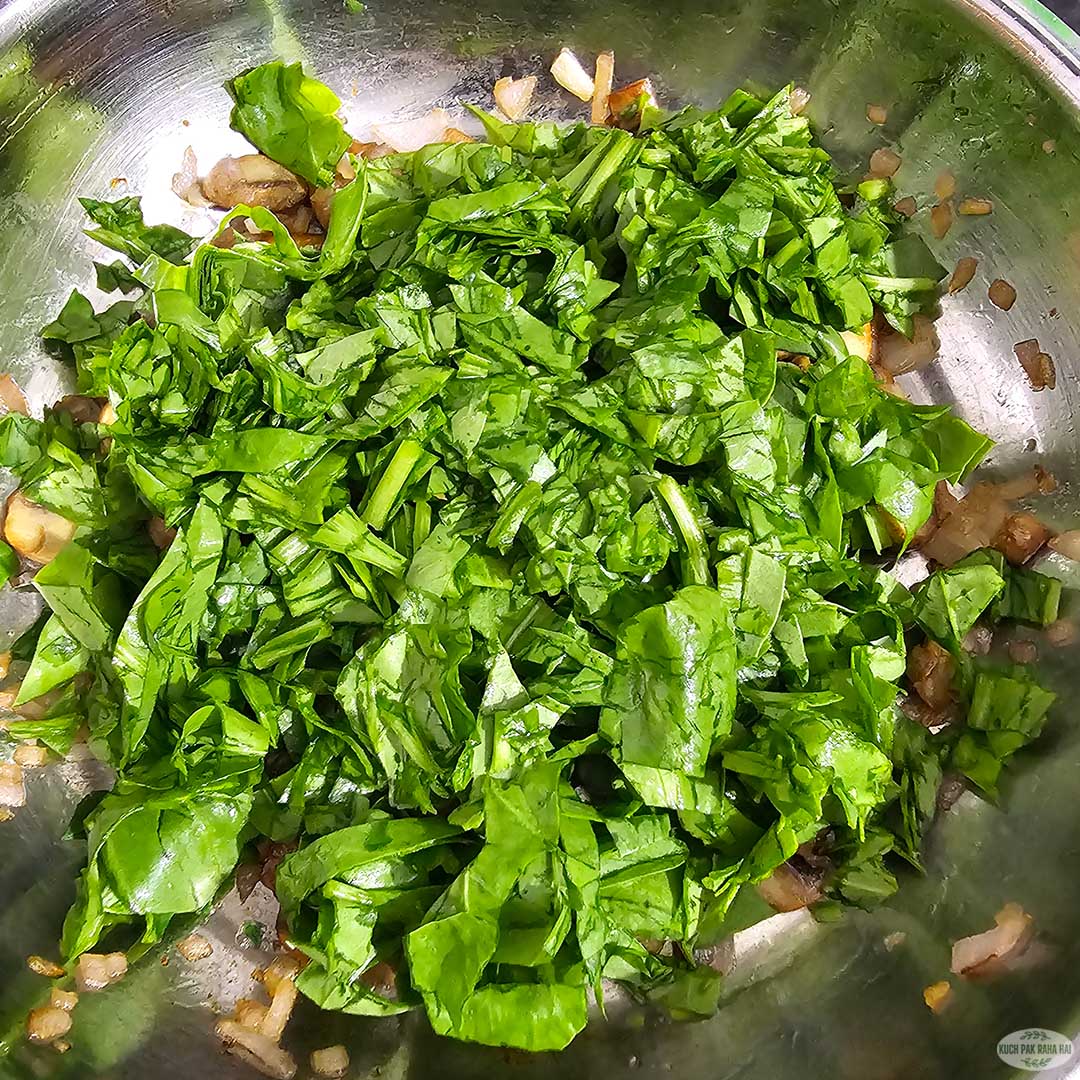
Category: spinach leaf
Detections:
[
  {"x1": 226, "y1": 62, "x2": 352, "y2": 187},
  {"x1": 79, "y1": 197, "x2": 195, "y2": 264},
  {"x1": 912, "y1": 562, "x2": 1005, "y2": 649},
  {"x1": 601, "y1": 586, "x2": 736, "y2": 777}
]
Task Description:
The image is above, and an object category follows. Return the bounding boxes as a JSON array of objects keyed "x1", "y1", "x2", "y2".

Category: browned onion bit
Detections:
[
  {"x1": 26, "y1": 1006, "x2": 71, "y2": 1043},
  {"x1": 893, "y1": 195, "x2": 917, "y2": 217},
  {"x1": 13, "y1": 743, "x2": 48, "y2": 768},
  {"x1": 907, "y1": 640, "x2": 955, "y2": 710},
  {"x1": 962, "y1": 624, "x2": 993, "y2": 656},
  {"x1": 0, "y1": 374, "x2": 28, "y2": 415},
  {"x1": 951, "y1": 902, "x2": 1033, "y2": 979},
  {"x1": 930, "y1": 200, "x2": 953, "y2": 239},
  {"x1": 608, "y1": 79, "x2": 656, "y2": 129},
  {"x1": 311, "y1": 1045, "x2": 350, "y2": 1078},
  {"x1": 74, "y1": 951, "x2": 127, "y2": 992},
  {"x1": 260, "y1": 977, "x2": 298, "y2": 1041},
  {"x1": 177, "y1": 933, "x2": 214, "y2": 962},
  {"x1": 934, "y1": 169, "x2": 956, "y2": 200},
  {"x1": 947, "y1": 256, "x2": 977, "y2": 293},
  {"x1": 147, "y1": 516, "x2": 177, "y2": 551},
  {"x1": 493, "y1": 75, "x2": 537, "y2": 122},
  {"x1": 591, "y1": 51, "x2": 615, "y2": 126},
  {"x1": 868, "y1": 147, "x2": 901, "y2": 178},
  {"x1": 1049, "y1": 530, "x2": 1080, "y2": 562},
  {"x1": 788, "y1": 87, "x2": 811, "y2": 116},
  {"x1": 921, "y1": 482, "x2": 1010, "y2": 567},
  {"x1": 0, "y1": 762, "x2": 25, "y2": 808},
  {"x1": 4, "y1": 491, "x2": 76, "y2": 564},
  {"x1": 27, "y1": 955, "x2": 65, "y2": 978},
  {"x1": 216, "y1": 1019, "x2": 297, "y2": 1080},
  {"x1": 1034, "y1": 353, "x2": 1056, "y2": 391},
  {"x1": 866, "y1": 103, "x2": 888, "y2": 125},
  {"x1": 923, "y1": 981, "x2": 952, "y2": 1014},
  {"x1": 936, "y1": 772, "x2": 968, "y2": 812},
  {"x1": 1034, "y1": 464, "x2": 1058, "y2": 494},
  {"x1": 958, "y1": 196, "x2": 993, "y2": 215},
  {"x1": 1013, "y1": 339, "x2": 1056, "y2": 391},
  {"x1": 236, "y1": 861, "x2": 262, "y2": 902},
  {"x1": 234, "y1": 998, "x2": 269, "y2": 1030},
  {"x1": 988, "y1": 278, "x2": 1016, "y2": 310},
  {"x1": 442, "y1": 126, "x2": 474, "y2": 143},
  {"x1": 876, "y1": 314, "x2": 939, "y2": 376},
  {"x1": 50, "y1": 988, "x2": 78, "y2": 1012}
]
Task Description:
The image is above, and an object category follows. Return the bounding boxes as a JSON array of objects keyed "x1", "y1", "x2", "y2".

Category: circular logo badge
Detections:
[{"x1": 997, "y1": 1029, "x2": 1074, "y2": 1071}]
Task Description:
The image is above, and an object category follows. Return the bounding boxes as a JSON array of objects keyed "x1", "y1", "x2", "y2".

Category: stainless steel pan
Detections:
[{"x1": 2, "y1": 0, "x2": 1080, "y2": 1076}]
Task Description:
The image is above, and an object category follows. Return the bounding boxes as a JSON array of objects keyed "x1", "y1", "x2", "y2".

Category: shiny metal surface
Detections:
[{"x1": 2, "y1": 0, "x2": 1080, "y2": 1076}]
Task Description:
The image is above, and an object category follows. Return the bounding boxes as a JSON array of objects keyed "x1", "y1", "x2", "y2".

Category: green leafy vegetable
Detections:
[
  {"x1": 79, "y1": 197, "x2": 195, "y2": 265},
  {"x1": 226, "y1": 62, "x2": 352, "y2": 187},
  {"x1": 5, "y1": 64, "x2": 1064, "y2": 1056}
]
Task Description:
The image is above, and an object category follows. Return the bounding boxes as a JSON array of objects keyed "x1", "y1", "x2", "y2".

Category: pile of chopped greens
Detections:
[{"x1": 0, "y1": 61, "x2": 1064, "y2": 1051}]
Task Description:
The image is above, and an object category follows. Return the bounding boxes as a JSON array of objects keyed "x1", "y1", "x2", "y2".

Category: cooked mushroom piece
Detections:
[
  {"x1": 54, "y1": 395, "x2": 109, "y2": 424},
  {"x1": 201, "y1": 155, "x2": 307, "y2": 211}
]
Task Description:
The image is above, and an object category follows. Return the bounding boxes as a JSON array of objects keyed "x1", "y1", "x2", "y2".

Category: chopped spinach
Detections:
[{"x1": 2, "y1": 63, "x2": 1064, "y2": 1054}]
